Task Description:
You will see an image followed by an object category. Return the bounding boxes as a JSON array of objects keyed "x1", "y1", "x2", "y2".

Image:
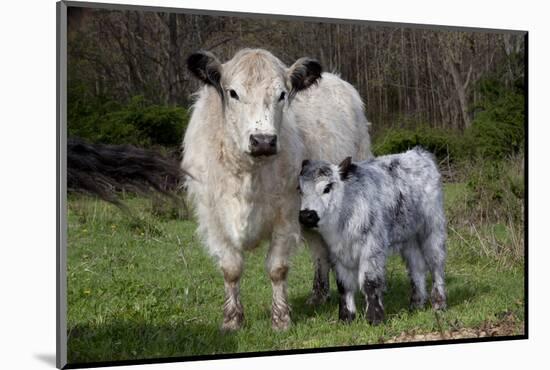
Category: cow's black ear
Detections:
[
  {"x1": 287, "y1": 57, "x2": 322, "y2": 98},
  {"x1": 339, "y1": 157, "x2": 354, "y2": 180},
  {"x1": 187, "y1": 50, "x2": 224, "y2": 99}
]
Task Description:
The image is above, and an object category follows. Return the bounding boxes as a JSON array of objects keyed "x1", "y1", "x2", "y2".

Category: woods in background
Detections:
[{"x1": 67, "y1": 7, "x2": 525, "y2": 150}]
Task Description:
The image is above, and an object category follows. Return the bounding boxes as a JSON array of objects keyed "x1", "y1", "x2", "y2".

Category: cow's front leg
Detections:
[
  {"x1": 220, "y1": 248, "x2": 244, "y2": 332},
  {"x1": 303, "y1": 230, "x2": 331, "y2": 306},
  {"x1": 266, "y1": 223, "x2": 298, "y2": 331}
]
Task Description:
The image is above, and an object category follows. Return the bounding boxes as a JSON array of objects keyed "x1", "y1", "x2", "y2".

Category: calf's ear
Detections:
[
  {"x1": 187, "y1": 50, "x2": 224, "y2": 99},
  {"x1": 287, "y1": 57, "x2": 322, "y2": 98},
  {"x1": 339, "y1": 157, "x2": 354, "y2": 180}
]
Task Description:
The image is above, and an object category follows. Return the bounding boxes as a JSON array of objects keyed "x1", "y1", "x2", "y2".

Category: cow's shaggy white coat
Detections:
[{"x1": 182, "y1": 48, "x2": 371, "y2": 330}]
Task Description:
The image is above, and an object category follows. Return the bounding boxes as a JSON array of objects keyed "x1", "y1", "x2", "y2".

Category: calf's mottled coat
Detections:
[
  {"x1": 299, "y1": 148, "x2": 447, "y2": 324},
  {"x1": 182, "y1": 48, "x2": 371, "y2": 330}
]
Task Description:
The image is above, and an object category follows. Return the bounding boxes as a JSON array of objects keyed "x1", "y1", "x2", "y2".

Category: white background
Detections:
[{"x1": 0, "y1": 0, "x2": 546, "y2": 369}]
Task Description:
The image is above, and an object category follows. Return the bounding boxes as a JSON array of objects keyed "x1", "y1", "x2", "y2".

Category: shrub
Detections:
[
  {"x1": 449, "y1": 153, "x2": 525, "y2": 226},
  {"x1": 373, "y1": 82, "x2": 525, "y2": 162},
  {"x1": 444, "y1": 153, "x2": 525, "y2": 265},
  {"x1": 373, "y1": 126, "x2": 466, "y2": 162},
  {"x1": 68, "y1": 95, "x2": 189, "y2": 148},
  {"x1": 466, "y1": 79, "x2": 525, "y2": 159}
]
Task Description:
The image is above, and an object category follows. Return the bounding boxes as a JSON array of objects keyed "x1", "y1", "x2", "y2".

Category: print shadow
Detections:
[
  {"x1": 33, "y1": 353, "x2": 56, "y2": 366},
  {"x1": 67, "y1": 319, "x2": 238, "y2": 365}
]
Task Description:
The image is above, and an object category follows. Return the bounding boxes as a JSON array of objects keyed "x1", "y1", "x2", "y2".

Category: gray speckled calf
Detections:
[{"x1": 298, "y1": 147, "x2": 447, "y2": 325}]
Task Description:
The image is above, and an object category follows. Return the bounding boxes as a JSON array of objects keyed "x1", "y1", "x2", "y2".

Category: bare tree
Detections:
[{"x1": 67, "y1": 8, "x2": 524, "y2": 132}]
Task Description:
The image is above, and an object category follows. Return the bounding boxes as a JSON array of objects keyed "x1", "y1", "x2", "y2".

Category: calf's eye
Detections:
[
  {"x1": 229, "y1": 89, "x2": 239, "y2": 100},
  {"x1": 279, "y1": 91, "x2": 286, "y2": 102},
  {"x1": 323, "y1": 183, "x2": 333, "y2": 194}
]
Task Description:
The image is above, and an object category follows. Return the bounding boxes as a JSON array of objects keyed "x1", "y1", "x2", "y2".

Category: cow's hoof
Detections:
[
  {"x1": 272, "y1": 299, "x2": 291, "y2": 331},
  {"x1": 221, "y1": 312, "x2": 244, "y2": 332},
  {"x1": 306, "y1": 292, "x2": 330, "y2": 306},
  {"x1": 272, "y1": 313, "x2": 291, "y2": 331},
  {"x1": 221, "y1": 319, "x2": 243, "y2": 332}
]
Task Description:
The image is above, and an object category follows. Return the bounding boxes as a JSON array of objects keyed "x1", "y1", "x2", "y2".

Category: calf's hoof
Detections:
[
  {"x1": 338, "y1": 309, "x2": 356, "y2": 324},
  {"x1": 409, "y1": 296, "x2": 427, "y2": 311},
  {"x1": 431, "y1": 289, "x2": 447, "y2": 311},
  {"x1": 366, "y1": 304, "x2": 384, "y2": 326}
]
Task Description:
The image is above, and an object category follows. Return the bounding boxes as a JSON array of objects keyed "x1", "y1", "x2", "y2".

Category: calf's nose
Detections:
[
  {"x1": 299, "y1": 209, "x2": 320, "y2": 227},
  {"x1": 249, "y1": 134, "x2": 277, "y2": 157}
]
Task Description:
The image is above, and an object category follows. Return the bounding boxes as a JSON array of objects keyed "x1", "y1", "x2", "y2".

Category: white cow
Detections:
[{"x1": 181, "y1": 48, "x2": 371, "y2": 331}]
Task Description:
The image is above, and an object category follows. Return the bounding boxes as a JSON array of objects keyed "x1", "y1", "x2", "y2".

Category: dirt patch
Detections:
[{"x1": 382, "y1": 312, "x2": 524, "y2": 344}]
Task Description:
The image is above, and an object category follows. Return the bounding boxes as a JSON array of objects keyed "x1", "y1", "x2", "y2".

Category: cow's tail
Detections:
[{"x1": 67, "y1": 137, "x2": 187, "y2": 212}]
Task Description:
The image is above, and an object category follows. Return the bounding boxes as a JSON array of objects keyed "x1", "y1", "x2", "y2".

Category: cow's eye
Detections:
[
  {"x1": 279, "y1": 91, "x2": 286, "y2": 102},
  {"x1": 297, "y1": 184, "x2": 303, "y2": 195},
  {"x1": 229, "y1": 89, "x2": 239, "y2": 100},
  {"x1": 323, "y1": 183, "x2": 333, "y2": 194}
]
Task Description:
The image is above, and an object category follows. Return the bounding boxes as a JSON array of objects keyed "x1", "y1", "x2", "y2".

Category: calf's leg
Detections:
[
  {"x1": 335, "y1": 265, "x2": 357, "y2": 323},
  {"x1": 220, "y1": 249, "x2": 244, "y2": 331},
  {"x1": 303, "y1": 230, "x2": 331, "y2": 306},
  {"x1": 421, "y1": 230, "x2": 447, "y2": 311},
  {"x1": 362, "y1": 276, "x2": 385, "y2": 325},
  {"x1": 358, "y1": 239, "x2": 387, "y2": 325},
  {"x1": 401, "y1": 241, "x2": 428, "y2": 309}
]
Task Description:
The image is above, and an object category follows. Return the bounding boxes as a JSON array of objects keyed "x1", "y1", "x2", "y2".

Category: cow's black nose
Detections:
[
  {"x1": 249, "y1": 134, "x2": 277, "y2": 157},
  {"x1": 299, "y1": 209, "x2": 319, "y2": 228}
]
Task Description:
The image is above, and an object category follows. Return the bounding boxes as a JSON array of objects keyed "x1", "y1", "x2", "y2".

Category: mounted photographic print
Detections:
[{"x1": 57, "y1": 1, "x2": 528, "y2": 368}]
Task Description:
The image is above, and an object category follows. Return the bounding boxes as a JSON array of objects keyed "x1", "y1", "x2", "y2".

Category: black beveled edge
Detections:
[
  {"x1": 523, "y1": 32, "x2": 529, "y2": 338},
  {"x1": 63, "y1": 334, "x2": 528, "y2": 369},
  {"x1": 57, "y1": 1, "x2": 68, "y2": 368},
  {"x1": 61, "y1": 0, "x2": 527, "y2": 34}
]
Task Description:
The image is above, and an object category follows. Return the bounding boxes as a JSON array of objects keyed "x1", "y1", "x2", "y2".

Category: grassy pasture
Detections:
[{"x1": 66, "y1": 182, "x2": 525, "y2": 364}]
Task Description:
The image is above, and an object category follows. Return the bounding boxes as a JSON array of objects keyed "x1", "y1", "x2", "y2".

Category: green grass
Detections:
[{"x1": 66, "y1": 185, "x2": 525, "y2": 364}]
